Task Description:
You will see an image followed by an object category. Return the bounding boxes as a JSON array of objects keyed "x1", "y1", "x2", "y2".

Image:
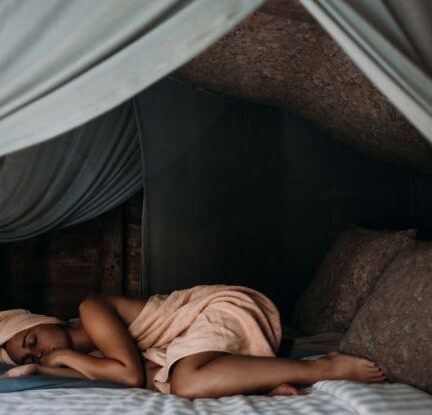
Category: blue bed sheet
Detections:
[{"x1": 0, "y1": 364, "x2": 125, "y2": 392}]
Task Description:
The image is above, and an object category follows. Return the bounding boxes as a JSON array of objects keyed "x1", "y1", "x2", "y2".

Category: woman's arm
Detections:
[
  {"x1": 2, "y1": 363, "x2": 86, "y2": 379},
  {"x1": 47, "y1": 296, "x2": 146, "y2": 387},
  {"x1": 36, "y1": 365, "x2": 87, "y2": 379},
  {"x1": 45, "y1": 348, "x2": 145, "y2": 387}
]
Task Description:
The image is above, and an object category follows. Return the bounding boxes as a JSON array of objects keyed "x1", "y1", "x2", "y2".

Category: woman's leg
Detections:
[{"x1": 170, "y1": 351, "x2": 386, "y2": 399}]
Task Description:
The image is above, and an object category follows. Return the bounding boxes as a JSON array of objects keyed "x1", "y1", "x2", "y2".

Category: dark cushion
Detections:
[
  {"x1": 292, "y1": 227, "x2": 416, "y2": 334},
  {"x1": 340, "y1": 241, "x2": 432, "y2": 394}
]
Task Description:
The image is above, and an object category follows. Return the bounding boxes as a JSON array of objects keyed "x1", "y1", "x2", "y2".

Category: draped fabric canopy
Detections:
[
  {"x1": 0, "y1": 0, "x2": 261, "y2": 156},
  {"x1": 0, "y1": 102, "x2": 141, "y2": 242},
  {"x1": 0, "y1": 0, "x2": 262, "y2": 243},
  {"x1": 0, "y1": 0, "x2": 261, "y2": 157},
  {"x1": 0, "y1": 0, "x2": 262, "y2": 296},
  {"x1": 301, "y1": 0, "x2": 432, "y2": 143}
]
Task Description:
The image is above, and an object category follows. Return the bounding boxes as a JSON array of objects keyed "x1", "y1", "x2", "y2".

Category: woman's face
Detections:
[{"x1": 5, "y1": 324, "x2": 72, "y2": 365}]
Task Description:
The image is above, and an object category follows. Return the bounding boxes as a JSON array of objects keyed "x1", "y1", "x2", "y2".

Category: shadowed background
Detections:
[{"x1": 1, "y1": 78, "x2": 431, "y2": 322}]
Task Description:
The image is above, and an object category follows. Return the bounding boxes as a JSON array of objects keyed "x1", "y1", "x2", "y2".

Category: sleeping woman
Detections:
[{"x1": 0, "y1": 285, "x2": 386, "y2": 398}]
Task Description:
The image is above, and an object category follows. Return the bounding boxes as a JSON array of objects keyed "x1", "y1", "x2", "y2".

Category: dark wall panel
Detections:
[
  {"x1": 136, "y1": 80, "x2": 285, "y2": 304},
  {"x1": 135, "y1": 79, "x2": 432, "y2": 321}
]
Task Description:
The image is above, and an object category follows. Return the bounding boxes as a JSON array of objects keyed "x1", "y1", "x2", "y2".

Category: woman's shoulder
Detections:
[{"x1": 78, "y1": 294, "x2": 148, "y2": 327}]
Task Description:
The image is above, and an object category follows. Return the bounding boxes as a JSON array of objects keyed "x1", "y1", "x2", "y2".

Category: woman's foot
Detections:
[
  {"x1": 267, "y1": 383, "x2": 308, "y2": 396},
  {"x1": 319, "y1": 351, "x2": 386, "y2": 383}
]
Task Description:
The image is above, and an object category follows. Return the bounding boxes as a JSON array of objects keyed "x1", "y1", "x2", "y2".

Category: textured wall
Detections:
[
  {"x1": 0, "y1": 191, "x2": 142, "y2": 319},
  {"x1": 175, "y1": 0, "x2": 432, "y2": 175}
]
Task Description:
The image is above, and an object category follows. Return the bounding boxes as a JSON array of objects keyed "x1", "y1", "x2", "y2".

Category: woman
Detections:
[{"x1": 0, "y1": 285, "x2": 386, "y2": 398}]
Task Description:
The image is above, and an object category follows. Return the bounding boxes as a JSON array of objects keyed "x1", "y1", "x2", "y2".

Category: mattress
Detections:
[{"x1": 0, "y1": 380, "x2": 431, "y2": 415}]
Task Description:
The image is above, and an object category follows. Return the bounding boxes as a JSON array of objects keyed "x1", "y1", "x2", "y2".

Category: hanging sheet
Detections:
[
  {"x1": 0, "y1": 103, "x2": 142, "y2": 242},
  {"x1": 0, "y1": 0, "x2": 262, "y2": 241},
  {"x1": 0, "y1": 0, "x2": 262, "y2": 157},
  {"x1": 301, "y1": 0, "x2": 432, "y2": 143}
]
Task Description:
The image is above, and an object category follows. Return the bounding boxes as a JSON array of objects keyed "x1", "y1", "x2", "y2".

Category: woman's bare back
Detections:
[
  {"x1": 102, "y1": 295, "x2": 148, "y2": 326},
  {"x1": 76, "y1": 295, "x2": 159, "y2": 390},
  {"x1": 69, "y1": 295, "x2": 147, "y2": 349}
]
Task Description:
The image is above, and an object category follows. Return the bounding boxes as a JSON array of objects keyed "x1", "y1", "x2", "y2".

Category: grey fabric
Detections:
[
  {"x1": 0, "y1": 102, "x2": 142, "y2": 241},
  {"x1": 0, "y1": 0, "x2": 262, "y2": 157},
  {"x1": 0, "y1": 0, "x2": 262, "y2": 294},
  {"x1": 301, "y1": 0, "x2": 432, "y2": 143}
]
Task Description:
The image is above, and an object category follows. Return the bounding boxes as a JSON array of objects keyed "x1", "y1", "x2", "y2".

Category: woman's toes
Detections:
[
  {"x1": 360, "y1": 357, "x2": 374, "y2": 366},
  {"x1": 268, "y1": 383, "x2": 307, "y2": 397},
  {"x1": 369, "y1": 367, "x2": 386, "y2": 379},
  {"x1": 370, "y1": 374, "x2": 387, "y2": 382},
  {"x1": 374, "y1": 363, "x2": 383, "y2": 370}
]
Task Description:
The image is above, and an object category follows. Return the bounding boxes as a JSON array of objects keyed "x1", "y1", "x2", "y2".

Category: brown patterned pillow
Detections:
[
  {"x1": 292, "y1": 227, "x2": 416, "y2": 335},
  {"x1": 340, "y1": 241, "x2": 432, "y2": 393}
]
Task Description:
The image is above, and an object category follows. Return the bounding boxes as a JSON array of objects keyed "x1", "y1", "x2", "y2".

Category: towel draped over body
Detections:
[{"x1": 127, "y1": 285, "x2": 282, "y2": 394}]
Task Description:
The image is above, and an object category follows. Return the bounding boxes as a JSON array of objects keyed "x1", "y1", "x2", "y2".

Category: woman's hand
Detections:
[
  {"x1": 1, "y1": 363, "x2": 39, "y2": 378},
  {"x1": 39, "y1": 349, "x2": 71, "y2": 368}
]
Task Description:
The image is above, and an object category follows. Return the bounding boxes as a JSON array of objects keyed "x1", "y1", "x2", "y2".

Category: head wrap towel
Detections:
[{"x1": 0, "y1": 309, "x2": 65, "y2": 365}]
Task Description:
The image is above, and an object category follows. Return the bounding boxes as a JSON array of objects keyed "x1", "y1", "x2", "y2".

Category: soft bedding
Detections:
[{"x1": 0, "y1": 380, "x2": 430, "y2": 415}]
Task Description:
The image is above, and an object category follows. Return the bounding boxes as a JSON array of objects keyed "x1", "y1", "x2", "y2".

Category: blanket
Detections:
[{"x1": 0, "y1": 380, "x2": 430, "y2": 414}]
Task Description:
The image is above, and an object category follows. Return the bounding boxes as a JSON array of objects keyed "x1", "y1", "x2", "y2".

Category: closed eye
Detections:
[
  {"x1": 29, "y1": 335, "x2": 37, "y2": 348},
  {"x1": 22, "y1": 331, "x2": 28, "y2": 349},
  {"x1": 22, "y1": 355, "x2": 35, "y2": 365},
  {"x1": 24, "y1": 332, "x2": 37, "y2": 349}
]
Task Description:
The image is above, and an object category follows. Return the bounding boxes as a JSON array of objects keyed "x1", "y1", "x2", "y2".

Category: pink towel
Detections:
[
  {"x1": 127, "y1": 284, "x2": 282, "y2": 394},
  {"x1": 0, "y1": 309, "x2": 65, "y2": 364}
]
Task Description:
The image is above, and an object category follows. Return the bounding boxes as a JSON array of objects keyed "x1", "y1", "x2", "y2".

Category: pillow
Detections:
[
  {"x1": 340, "y1": 241, "x2": 432, "y2": 393},
  {"x1": 0, "y1": 364, "x2": 125, "y2": 392},
  {"x1": 292, "y1": 227, "x2": 416, "y2": 335}
]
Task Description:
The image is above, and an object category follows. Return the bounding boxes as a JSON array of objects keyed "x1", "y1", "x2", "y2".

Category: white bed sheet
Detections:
[{"x1": 0, "y1": 380, "x2": 431, "y2": 415}]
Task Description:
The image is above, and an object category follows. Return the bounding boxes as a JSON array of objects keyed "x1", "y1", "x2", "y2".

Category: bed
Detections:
[
  {"x1": 1, "y1": 346, "x2": 431, "y2": 415},
  {"x1": 0, "y1": 380, "x2": 431, "y2": 415},
  {"x1": 1, "y1": 328, "x2": 431, "y2": 414}
]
